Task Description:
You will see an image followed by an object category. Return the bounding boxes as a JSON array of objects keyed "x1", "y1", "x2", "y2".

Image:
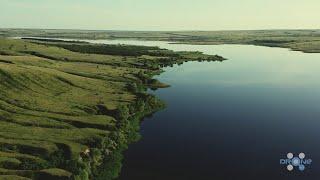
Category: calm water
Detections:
[{"x1": 55, "y1": 38, "x2": 320, "y2": 179}]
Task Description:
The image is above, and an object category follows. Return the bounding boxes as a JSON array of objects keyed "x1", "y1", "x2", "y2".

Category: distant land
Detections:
[{"x1": 1, "y1": 29, "x2": 320, "y2": 53}]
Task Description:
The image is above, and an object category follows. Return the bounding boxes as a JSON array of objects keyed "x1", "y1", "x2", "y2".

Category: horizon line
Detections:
[{"x1": 1, "y1": 27, "x2": 320, "y2": 32}]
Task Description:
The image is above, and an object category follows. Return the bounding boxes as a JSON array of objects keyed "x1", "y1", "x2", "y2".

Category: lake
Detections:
[{"x1": 70, "y1": 39, "x2": 320, "y2": 179}]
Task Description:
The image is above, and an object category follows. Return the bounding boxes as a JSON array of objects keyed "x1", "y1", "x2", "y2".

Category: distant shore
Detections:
[{"x1": 2, "y1": 29, "x2": 320, "y2": 53}]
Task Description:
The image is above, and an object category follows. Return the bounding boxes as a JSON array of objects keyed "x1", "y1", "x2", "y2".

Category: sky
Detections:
[{"x1": 1, "y1": 0, "x2": 320, "y2": 31}]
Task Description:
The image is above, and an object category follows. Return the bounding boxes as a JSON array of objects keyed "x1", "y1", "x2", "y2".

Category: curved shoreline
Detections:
[{"x1": 0, "y1": 37, "x2": 225, "y2": 180}]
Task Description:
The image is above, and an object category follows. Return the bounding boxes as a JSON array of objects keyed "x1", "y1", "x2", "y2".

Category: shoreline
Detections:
[{"x1": 0, "y1": 37, "x2": 225, "y2": 180}]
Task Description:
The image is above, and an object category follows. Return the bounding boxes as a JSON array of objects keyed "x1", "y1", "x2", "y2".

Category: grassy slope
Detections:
[
  {"x1": 1, "y1": 29, "x2": 320, "y2": 53},
  {"x1": 0, "y1": 38, "x2": 224, "y2": 180}
]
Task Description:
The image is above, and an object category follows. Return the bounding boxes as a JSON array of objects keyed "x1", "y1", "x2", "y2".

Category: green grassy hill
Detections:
[{"x1": 0, "y1": 38, "x2": 224, "y2": 180}]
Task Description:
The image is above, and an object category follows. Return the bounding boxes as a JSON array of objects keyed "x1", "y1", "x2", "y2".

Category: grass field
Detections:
[
  {"x1": 0, "y1": 38, "x2": 224, "y2": 180},
  {"x1": 2, "y1": 29, "x2": 320, "y2": 53}
]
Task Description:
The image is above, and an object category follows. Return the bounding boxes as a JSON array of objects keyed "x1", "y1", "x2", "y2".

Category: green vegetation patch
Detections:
[
  {"x1": 0, "y1": 38, "x2": 224, "y2": 179},
  {"x1": 0, "y1": 175, "x2": 32, "y2": 180}
]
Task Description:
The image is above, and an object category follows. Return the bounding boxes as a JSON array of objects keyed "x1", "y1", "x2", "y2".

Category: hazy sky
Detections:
[{"x1": 1, "y1": 0, "x2": 319, "y2": 30}]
